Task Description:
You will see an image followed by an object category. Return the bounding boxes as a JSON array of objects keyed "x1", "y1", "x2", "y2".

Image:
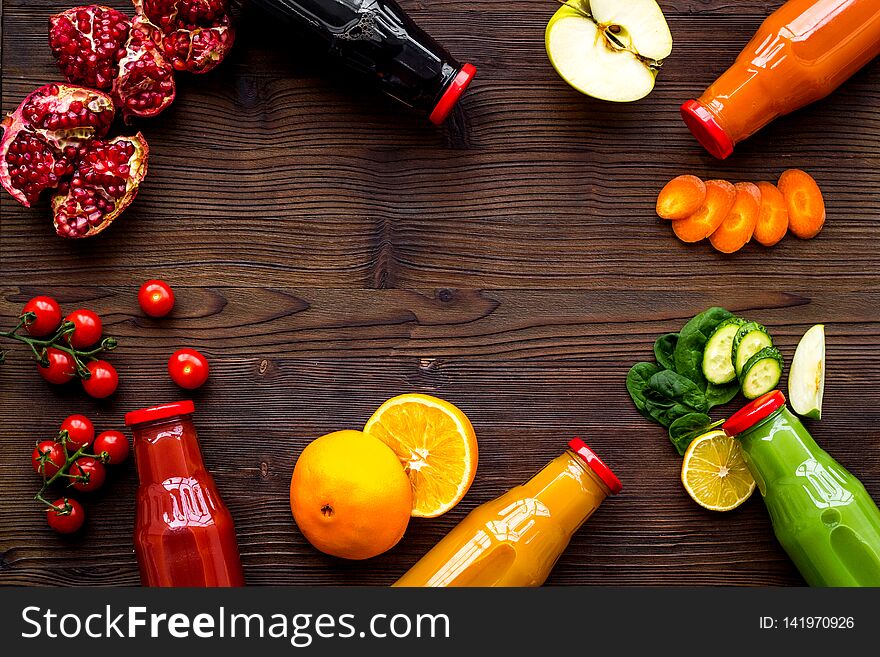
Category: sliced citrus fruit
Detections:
[
  {"x1": 681, "y1": 429, "x2": 755, "y2": 511},
  {"x1": 364, "y1": 393, "x2": 478, "y2": 518}
]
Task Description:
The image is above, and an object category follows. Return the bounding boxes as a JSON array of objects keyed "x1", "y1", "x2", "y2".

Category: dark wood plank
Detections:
[{"x1": 2, "y1": 0, "x2": 879, "y2": 587}]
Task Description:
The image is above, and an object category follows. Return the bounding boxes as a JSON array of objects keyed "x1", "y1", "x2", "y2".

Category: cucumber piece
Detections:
[
  {"x1": 733, "y1": 322, "x2": 773, "y2": 376},
  {"x1": 740, "y1": 347, "x2": 784, "y2": 399},
  {"x1": 789, "y1": 324, "x2": 825, "y2": 419},
  {"x1": 702, "y1": 317, "x2": 745, "y2": 384}
]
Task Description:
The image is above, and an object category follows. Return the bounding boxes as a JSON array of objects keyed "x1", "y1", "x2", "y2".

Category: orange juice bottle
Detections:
[
  {"x1": 681, "y1": 0, "x2": 880, "y2": 159},
  {"x1": 393, "y1": 439, "x2": 621, "y2": 587}
]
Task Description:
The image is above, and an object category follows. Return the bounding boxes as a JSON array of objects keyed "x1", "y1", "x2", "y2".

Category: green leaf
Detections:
[
  {"x1": 647, "y1": 369, "x2": 709, "y2": 414},
  {"x1": 626, "y1": 362, "x2": 663, "y2": 423},
  {"x1": 706, "y1": 380, "x2": 740, "y2": 408},
  {"x1": 668, "y1": 414, "x2": 725, "y2": 456},
  {"x1": 653, "y1": 333, "x2": 679, "y2": 372},
  {"x1": 673, "y1": 307, "x2": 733, "y2": 389}
]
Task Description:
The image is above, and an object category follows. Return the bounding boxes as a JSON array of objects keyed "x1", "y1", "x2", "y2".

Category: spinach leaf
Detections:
[
  {"x1": 653, "y1": 333, "x2": 679, "y2": 371},
  {"x1": 647, "y1": 370, "x2": 709, "y2": 414},
  {"x1": 644, "y1": 394, "x2": 695, "y2": 428},
  {"x1": 673, "y1": 307, "x2": 733, "y2": 389},
  {"x1": 706, "y1": 380, "x2": 740, "y2": 408},
  {"x1": 626, "y1": 362, "x2": 662, "y2": 423},
  {"x1": 668, "y1": 414, "x2": 725, "y2": 455}
]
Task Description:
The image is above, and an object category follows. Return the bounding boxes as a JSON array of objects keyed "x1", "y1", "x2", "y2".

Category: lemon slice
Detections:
[
  {"x1": 364, "y1": 394, "x2": 478, "y2": 518},
  {"x1": 681, "y1": 429, "x2": 755, "y2": 511}
]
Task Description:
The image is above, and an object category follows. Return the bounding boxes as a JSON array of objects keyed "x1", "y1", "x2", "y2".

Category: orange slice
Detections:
[{"x1": 364, "y1": 394, "x2": 478, "y2": 518}]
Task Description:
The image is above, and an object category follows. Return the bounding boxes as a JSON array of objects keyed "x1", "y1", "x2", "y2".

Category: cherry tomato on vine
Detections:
[
  {"x1": 38, "y1": 348, "x2": 76, "y2": 385},
  {"x1": 168, "y1": 348, "x2": 210, "y2": 390},
  {"x1": 22, "y1": 296, "x2": 62, "y2": 337},
  {"x1": 46, "y1": 498, "x2": 85, "y2": 534},
  {"x1": 81, "y1": 360, "x2": 118, "y2": 399},
  {"x1": 70, "y1": 457, "x2": 106, "y2": 492},
  {"x1": 60, "y1": 414, "x2": 95, "y2": 451},
  {"x1": 64, "y1": 309, "x2": 103, "y2": 349},
  {"x1": 32, "y1": 440, "x2": 65, "y2": 477},
  {"x1": 138, "y1": 280, "x2": 175, "y2": 318},
  {"x1": 93, "y1": 430, "x2": 129, "y2": 465}
]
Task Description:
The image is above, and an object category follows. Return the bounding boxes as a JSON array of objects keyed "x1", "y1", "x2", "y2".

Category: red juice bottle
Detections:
[
  {"x1": 126, "y1": 401, "x2": 245, "y2": 587},
  {"x1": 248, "y1": 0, "x2": 476, "y2": 124}
]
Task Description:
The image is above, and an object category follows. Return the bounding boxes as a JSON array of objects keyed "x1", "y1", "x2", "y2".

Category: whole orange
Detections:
[{"x1": 290, "y1": 430, "x2": 412, "y2": 560}]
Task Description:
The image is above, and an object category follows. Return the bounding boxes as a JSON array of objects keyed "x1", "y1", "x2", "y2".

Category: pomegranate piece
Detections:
[
  {"x1": 113, "y1": 17, "x2": 177, "y2": 120},
  {"x1": 49, "y1": 5, "x2": 132, "y2": 91},
  {"x1": 0, "y1": 84, "x2": 115, "y2": 207},
  {"x1": 137, "y1": 0, "x2": 236, "y2": 74},
  {"x1": 52, "y1": 133, "x2": 149, "y2": 238}
]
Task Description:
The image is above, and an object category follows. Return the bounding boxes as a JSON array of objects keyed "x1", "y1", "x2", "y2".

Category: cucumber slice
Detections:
[
  {"x1": 733, "y1": 322, "x2": 773, "y2": 376},
  {"x1": 740, "y1": 347, "x2": 784, "y2": 399},
  {"x1": 789, "y1": 324, "x2": 825, "y2": 419},
  {"x1": 702, "y1": 317, "x2": 745, "y2": 384}
]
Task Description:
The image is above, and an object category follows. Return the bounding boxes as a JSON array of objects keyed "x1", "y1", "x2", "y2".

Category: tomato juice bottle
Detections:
[
  {"x1": 724, "y1": 391, "x2": 880, "y2": 586},
  {"x1": 126, "y1": 401, "x2": 245, "y2": 587},
  {"x1": 681, "y1": 0, "x2": 880, "y2": 158},
  {"x1": 394, "y1": 439, "x2": 621, "y2": 587},
  {"x1": 248, "y1": 0, "x2": 476, "y2": 124}
]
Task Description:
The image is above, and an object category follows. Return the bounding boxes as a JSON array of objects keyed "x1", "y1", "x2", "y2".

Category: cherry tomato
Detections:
[
  {"x1": 32, "y1": 440, "x2": 65, "y2": 477},
  {"x1": 64, "y1": 309, "x2": 103, "y2": 349},
  {"x1": 168, "y1": 348, "x2": 210, "y2": 389},
  {"x1": 38, "y1": 348, "x2": 76, "y2": 385},
  {"x1": 81, "y1": 360, "x2": 118, "y2": 399},
  {"x1": 59, "y1": 414, "x2": 95, "y2": 451},
  {"x1": 138, "y1": 280, "x2": 175, "y2": 317},
  {"x1": 46, "y1": 498, "x2": 85, "y2": 534},
  {"x1": 70, "y1": 456, "x2": 106, "y2": 492},
  {"x1": 93, "y1": 430, "x2": 130, "y2": 465},
  {"x1": 22, "y1": 296, "x2": 62, "y2": 337}
]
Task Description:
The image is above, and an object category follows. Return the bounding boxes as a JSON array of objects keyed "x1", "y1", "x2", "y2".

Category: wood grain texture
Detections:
[{"x1": 1, "y1": 0, "x2": 879, "y2": 586}]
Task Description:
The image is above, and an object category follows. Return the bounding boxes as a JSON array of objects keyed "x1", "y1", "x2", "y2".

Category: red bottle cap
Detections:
[
  {"x1": 680, "y1": 99, "x2": 735, "y2": 160},
  {"x1": 723, "y1": 390, "x2": 786, "y2": 437},
  {"x1": 125, "y1": 400, "x2": 195, "y2": 426},
  {"x1": 568, "y1": 438, "x2": 622, "y2": 495},
  {"x1": 429, "y1": 63, "x2": 476, "y2": 125}
]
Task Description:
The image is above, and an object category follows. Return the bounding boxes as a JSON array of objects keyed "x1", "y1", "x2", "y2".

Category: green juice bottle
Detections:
[{"x1": 724, "y1": 391, "x2": 880, "y2": 586}]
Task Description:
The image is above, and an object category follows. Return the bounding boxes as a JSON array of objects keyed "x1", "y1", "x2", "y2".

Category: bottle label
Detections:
[
  {"x1": 486, "y1": 499, "x2": 551, "y2": 542},
  {"x1": 796, "y1": 458, "x2": 854, "y2": 509},
  {"x1": 161, "y1": 476, "x2": 215, "y2": 528}
]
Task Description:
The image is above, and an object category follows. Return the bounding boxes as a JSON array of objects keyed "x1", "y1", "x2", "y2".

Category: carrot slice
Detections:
[
  {"x1": 656, "y1": 175, "x2": 707, "y2": 220},
  {"x1": 672, "y1": 179, "x2": 736, "y2": 243},
  {"x1": 778, "y1": 169, "x2": 825, "y2": 239},
  {"x1": 709, "y1": 182, "x2": 760, "y2": 254},
  {"x1": 753, "y1": 181, "x2": 789, "y2": 246}
]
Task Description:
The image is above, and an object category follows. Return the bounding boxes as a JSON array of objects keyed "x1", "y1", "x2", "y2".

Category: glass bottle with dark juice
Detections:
[
  {"x1": 126, "y1": 401, "x2": 245, "y2": 587},
  {"x1": 248, "y1": 0, "x2": 476, "y2": 123}
]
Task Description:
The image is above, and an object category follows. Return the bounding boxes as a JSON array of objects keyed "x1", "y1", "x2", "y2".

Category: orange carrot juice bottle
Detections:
[
  {"x1": 681, "y1": 0, "x2": 880, "y2": 159},
  {"x1": 393, "y1": 439, "x2": 621, "y2": 587}
]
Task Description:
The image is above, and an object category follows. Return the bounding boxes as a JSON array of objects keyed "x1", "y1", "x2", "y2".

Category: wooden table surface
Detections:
[{"x1": 1, "y1": 0, "x2": 879, "y2": 587}]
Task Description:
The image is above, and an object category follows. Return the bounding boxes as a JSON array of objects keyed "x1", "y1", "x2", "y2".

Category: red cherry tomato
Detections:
[
  {"x1": 64, "y1": 309, "x2": 103, "y2": 349},
  {"x1": 38, "y1": 348, "x2": 76, "y2": 385},
  {"x1": 32, "y1": 440, "x2": 65, "y2": 478},
  {"x1": 22, "y1": 296, "x2": 63, "y2": 337},
  {"x1": 138, "y1": 280, "x2": 175, "y2": 317},
  {"x1": 168, "y1": 348, "x2": 210, "y2": 389},
  {"x1": 70, "y1": 457, "x2": 106, "y2": 492},
  {"x1": 93, "y1": 430, "x2": 130, "y2": 465},
  {"x1": 46, "y1": 498, "x2": 85, "y2": 534},
  {"x1": 59, "y1": 414, "x2": 95, "y2": 451},
  {"x1": 81, "y1": 360, "x2": 118, "y2": 399}
]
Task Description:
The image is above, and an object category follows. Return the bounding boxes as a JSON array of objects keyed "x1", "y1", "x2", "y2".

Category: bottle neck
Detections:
[
  {"x1": 695, "y1": 64, "x2": 780, "y2": 146},
  {"x1": 737, "y1": 406, "x2": 820, "y2": 489},
  {"x1": 132, "y1": 415, "x2": 208, "y2": 485},
  {"x1": 519, "y1": 450, "x2": 610, "y2": 535}
]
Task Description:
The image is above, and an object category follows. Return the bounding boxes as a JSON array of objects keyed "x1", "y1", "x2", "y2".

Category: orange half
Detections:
[{"x1": 364, "y1": 394, "x2": 478, "y2": 518}]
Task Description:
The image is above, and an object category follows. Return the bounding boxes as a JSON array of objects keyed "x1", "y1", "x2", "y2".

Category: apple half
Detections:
[
  {"x1": 789, "y1": 324, "x2": 825, "y2": 420},
  {"x1": 545, "y1": 0, "x2": 673, "y2": 102}
]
